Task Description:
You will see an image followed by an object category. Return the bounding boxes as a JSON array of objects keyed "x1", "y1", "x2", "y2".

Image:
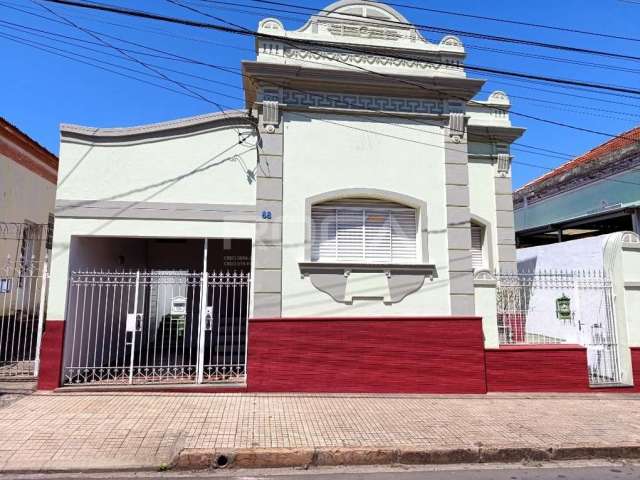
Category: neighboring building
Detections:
[
  {"x1": 0, "y1": 117, "x2": 58, "y2": 378},
  {"x1": 39, "y1": 0, "x2": 530, "y2": 392},
  {"x1": 514, "y1": 126, "x2": 640, "y2": 247},
  {"x1": 0, "y1": 117, "x2": 57, "y2": 266}
]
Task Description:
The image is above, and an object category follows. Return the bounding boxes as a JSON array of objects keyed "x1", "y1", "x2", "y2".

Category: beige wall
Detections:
[{"x1": 0, "y1": 153, "x2": 56, "y2": 263}]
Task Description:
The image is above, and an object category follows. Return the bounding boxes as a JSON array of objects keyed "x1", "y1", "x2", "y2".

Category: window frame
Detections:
[
  {"x1": 304, "y1": 189, "x2": 429, "y2": 266},
  {"x1": 469, "y1": 215, "x2": 494, "y2": 272},
  {"x1": 310, "y1": 203, "x2": 419, "y2": 264}
]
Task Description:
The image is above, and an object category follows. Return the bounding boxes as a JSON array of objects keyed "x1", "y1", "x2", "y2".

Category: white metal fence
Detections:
[
  {"x1": 0, "y1": 258, "x2": 48, "y2": 378},
  {"x1": 496, "y1": 270, "x2": 622, "y2": 386},
  {"x1": 63, "y1": 269, "x2": 251, "y2": 386}
]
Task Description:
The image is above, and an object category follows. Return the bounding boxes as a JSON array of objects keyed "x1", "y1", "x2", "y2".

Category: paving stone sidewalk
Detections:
[{"x1": 1, "y1": 392, "x2": 640, "y2": 472}]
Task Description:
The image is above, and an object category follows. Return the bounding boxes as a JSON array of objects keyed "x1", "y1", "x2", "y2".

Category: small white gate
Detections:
[
  {"x1": 0, "y1": 258, "x2": 48, "y2": 378},
  {"x1": 496, "y1": 270, "x2": 622, "y2": 386},
  {"x1": 62, "y1": 270, "x2": 251, "y2": 386}
]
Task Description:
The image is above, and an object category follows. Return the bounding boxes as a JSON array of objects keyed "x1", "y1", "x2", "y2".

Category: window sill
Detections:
[
  {"x1": 298, "y1": 261, "x2": 437, "y2": 304},
  {"x1": 298, "y1": 261, "x2": 436, "y2": 277}
]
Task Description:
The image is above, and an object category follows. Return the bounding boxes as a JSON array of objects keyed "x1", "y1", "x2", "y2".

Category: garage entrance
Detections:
[{"x1": 62, "y1": 237, "x2": 251, "y2": 386}]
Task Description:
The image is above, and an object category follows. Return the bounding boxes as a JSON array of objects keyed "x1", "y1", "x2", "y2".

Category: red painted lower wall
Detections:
[
  {"x1": 485, "y1": 345, "x2": 591, "y2": 392},
  {"x1": 37, "y1": 320, "x2": 65, "y2": 391},
  {"x1": 247, "y1": 316, "x2": 487, "y2": 393}
]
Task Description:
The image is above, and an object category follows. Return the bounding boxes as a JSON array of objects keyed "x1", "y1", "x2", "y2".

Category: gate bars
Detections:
[
  {"x1": 62, "y1": 269, "x2": 251, "y2": 386},
  {"x1": 496, "y1": 269, "x2": 622, "y2": 386},
  {"x1": 0, "y1": 257, "x2": 48, "y2": 378}
]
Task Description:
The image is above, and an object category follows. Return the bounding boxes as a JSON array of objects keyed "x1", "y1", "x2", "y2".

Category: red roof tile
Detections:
[{"x1": 516, "y1": 125, "x2": 640, "y2": 192}]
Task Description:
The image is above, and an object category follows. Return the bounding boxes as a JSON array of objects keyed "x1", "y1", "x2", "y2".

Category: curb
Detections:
[{"x1": 173, "y1": 445, "x2": 640, "y2": 470}]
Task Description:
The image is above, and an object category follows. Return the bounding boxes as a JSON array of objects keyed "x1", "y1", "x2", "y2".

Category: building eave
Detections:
[
  {"x1": 467, "y1": 125, "x2": 525, "y2": 144},
  {"x1": 242, "y1": 61, "x2": 484, "y2": 108},
  {"x1": 60, "y1": 110, "x2": 253, "y2": 144}
]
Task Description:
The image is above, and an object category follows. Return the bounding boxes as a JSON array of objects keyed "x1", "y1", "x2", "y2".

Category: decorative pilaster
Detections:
[
  {"x1": 494, "y1": 151, "x2": 516, "y2": 273},
  {"x1": 254, "y1": 100, "x2": 284, "y2": 317},
  {"x1": 444, "y1": 113, "x2": 475, "y2": 315}
]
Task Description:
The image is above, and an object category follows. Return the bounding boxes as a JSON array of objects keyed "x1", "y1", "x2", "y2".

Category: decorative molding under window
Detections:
[{"x1": 298, "y1": 261, "x2": 436, "y2": 304}]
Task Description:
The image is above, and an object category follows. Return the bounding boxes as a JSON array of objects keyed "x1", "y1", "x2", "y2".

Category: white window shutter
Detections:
[
  {"x1": 364, "y1": 209, "x2": 391, "y2": 263},
  {"x1": 390, "y1": 209, "x2": 417, "y2": 261},
  {"x1": 471, "y1": 224, "x2": 483, "y2": 269},
  {"x1": 311, "y1": 200, "x2": 418, "y2": 264}
]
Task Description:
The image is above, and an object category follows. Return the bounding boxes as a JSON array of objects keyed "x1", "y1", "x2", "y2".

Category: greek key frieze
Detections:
[{"x1": 279, "y1": 89, "x2": 448, "y2": 114}]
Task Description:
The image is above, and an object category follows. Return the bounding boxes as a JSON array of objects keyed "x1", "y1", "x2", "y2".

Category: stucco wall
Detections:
[
  {"x1": 468, "y1": 159, "x2": 498, "y2": 270},
  {"x1": 280, "y1": 112, "x2": 451, "y2": 317},
  {"x1": 57, "y1": 126, "x2": 257, "y2": 206}
]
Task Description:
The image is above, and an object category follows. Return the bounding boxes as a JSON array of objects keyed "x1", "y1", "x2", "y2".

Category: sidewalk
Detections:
[{"x1": 1, "y1": 391, "x2": 640, "y2": 472}]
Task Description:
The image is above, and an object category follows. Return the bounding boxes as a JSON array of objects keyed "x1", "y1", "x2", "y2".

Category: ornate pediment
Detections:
[{"x1": 256, "y1": 1, "x2": 466, "y2": 77}]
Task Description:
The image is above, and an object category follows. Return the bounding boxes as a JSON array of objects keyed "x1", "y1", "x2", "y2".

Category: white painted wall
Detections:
[
  {"x1": 280, "y1": 112, "x2": 451, "y2": 317},
  {"x1": 57, "y1": 126, "x2": 257, "y2": 206},
  {"x1": 468, "y1": 159, "x2": 498, "y2": 271}
]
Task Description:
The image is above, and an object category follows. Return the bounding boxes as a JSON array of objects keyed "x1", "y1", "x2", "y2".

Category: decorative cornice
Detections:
[
  {"x1": 242, "y1": 61, "x2": 484, "y2": 107},
  {"x1": 261, "y1": 88, "x2": 463, "y2": 115},
  {"x1": 277, "y1": 46, "x2": 465, "y2": 74},
  {"x1": 60, "y1": 110, "x2": 252, "y2": 144},
  {"x1": 467, "y1": 125, "x2": 525, "y2": 143}
]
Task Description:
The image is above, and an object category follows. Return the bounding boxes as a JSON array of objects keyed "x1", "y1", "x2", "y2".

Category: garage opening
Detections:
[{"x1": 62, "y1": 237, "x2": 251, "y2": 386}]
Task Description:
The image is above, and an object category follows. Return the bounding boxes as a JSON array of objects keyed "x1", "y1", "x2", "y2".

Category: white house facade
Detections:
[{"x1": 39, "y1": 1, "x2": 530, "y2": 392}]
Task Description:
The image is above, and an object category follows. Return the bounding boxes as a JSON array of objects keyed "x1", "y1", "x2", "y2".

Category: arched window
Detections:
[{"x1": 310, "y1": 198, "x2": 417, "y2": 263}]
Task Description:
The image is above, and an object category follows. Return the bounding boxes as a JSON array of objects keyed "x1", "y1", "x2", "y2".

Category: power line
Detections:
[
  {"x1": 8, "y1": 21, "x2": 640, "y2": 193},
  {"x1": 41, "y1": 0, "x2": 640, "y2": 97},
  {"x1": 11, "y1": 1, "x2": 640, "y2": 166},
  {"x1": 4, "y1": 8, "x2": 640, "y2": 123},
  {"x1": 7, "y1": 2, "x2": 640, "y2": 120},
  {"x1": 7, "y1": 0, "x2": 638, "y2": 149},
  {"x1": 241, "y1": 0, "x2": 640, "y2": 44},
  {"x1": 194, "y1": 0, "x2": 640, "y2": 62},
  {"x1": 166, "y1": 0, "x2": 640, "y2": 145},
  {"x1": 182, "y1": 0, "x2": 640, "y2": 76},
  {"x1": 0, "y1": 31, "x2": 208, "y2": 101},
  {"x1": 33, "y1": 0, "x2": 235, "y2": 120},
  {"x1": 0, "y1": 14, "x2": 579, "y2": 163},
  {"x1": 18, "y1": 0, "x2": 640, "y2": 146}
]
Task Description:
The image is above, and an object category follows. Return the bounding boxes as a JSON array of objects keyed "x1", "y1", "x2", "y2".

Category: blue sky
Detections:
[{"x1": 1, "y1": 0, "x2": 639, "y2": 188}]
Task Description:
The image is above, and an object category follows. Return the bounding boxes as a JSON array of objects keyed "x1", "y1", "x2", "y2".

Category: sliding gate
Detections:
[{"x1": 63, "y1": 270, "x2": 251, "y2": 386}]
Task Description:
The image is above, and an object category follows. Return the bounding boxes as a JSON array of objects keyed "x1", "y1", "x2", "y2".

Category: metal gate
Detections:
[
  {"x1": 62, "y1": 270, "x2": 251, "y2": 386},
  {"x1": 0, "y1": 259, "x2": 48, "y2": 378},
  {"x1": 496, "y1": 270, "x2": 622, "y2": 386}
]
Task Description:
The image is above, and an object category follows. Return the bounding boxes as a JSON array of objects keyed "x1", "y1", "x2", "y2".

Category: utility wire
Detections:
[
  {"x1": 41, "y1": 0, "x2": 640, "y2": 97},
  {"x1": 12, "y1": 0, "x2": 640, "y2": 186},
  {"x1": 8, "y1": 0, "x2": 635, "y2": 154},
  {"x1": 166, "y1": 0, "x2": 640, "y2": 145},
  {"x1": 194, "y1": 0, "x2": 640, "y2": 62},
  {"x1": 32, "y1": 0, "x2": 239, "y2": 130},
  {"x1": 0, "y1": 16, "x2": 578, "y2": 163},
  {"x1": 8, "y1": 24, "x2": 640, "y2": 193},
  {"x1": 183, "y1": 0, "x2": 640, "y2": 76},
  {"x1": 240, "y1": 0, "x2": 640, "y2": 44},
  {"x1": 9, "y1": 0, "x2": 640, "y2": 84},
  {"x1": 7, "y1": 0, "x2": 640, "y2": 108}
]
